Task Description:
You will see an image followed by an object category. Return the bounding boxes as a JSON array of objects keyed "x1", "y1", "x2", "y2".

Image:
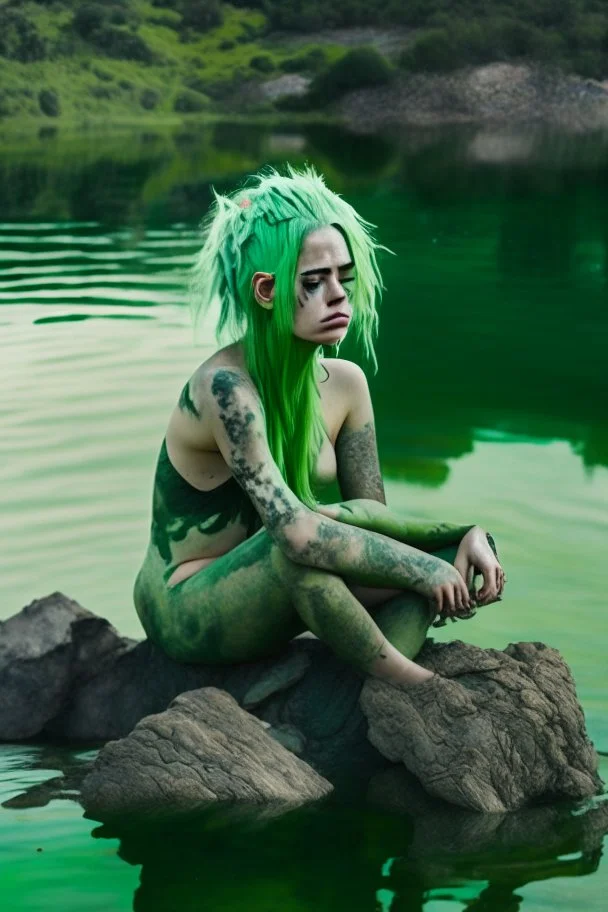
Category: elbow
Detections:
[{"x1": 278, "y1": 512, "x2": 320, "y2": 564}]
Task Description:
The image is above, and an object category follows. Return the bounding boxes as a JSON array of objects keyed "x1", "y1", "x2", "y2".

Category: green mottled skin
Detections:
[{"x1": 134, "y1": 368, "x2": 480, "y2": 672}]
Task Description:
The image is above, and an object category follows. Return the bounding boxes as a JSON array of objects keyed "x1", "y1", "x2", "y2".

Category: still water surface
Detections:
[{"x1": 1, "y1": 122, "x2": 607, "y2": 909}]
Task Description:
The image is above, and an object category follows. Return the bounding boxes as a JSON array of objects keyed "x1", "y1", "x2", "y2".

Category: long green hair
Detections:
[{"x1": 190, "y1": 164, "x2": 385, "y2": 507}]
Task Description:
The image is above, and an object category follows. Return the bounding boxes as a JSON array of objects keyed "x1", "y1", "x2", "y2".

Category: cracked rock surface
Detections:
[
  {"x1": 80, "y1": 687, "x2": 332, "y2": 819},
  {"x1": 360, "y1": 639, "x2": 602, "y2": 812}
]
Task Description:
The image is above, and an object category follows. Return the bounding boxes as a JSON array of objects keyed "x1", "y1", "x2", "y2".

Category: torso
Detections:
[{"x1": 147, "y1": 343, "x2": 349, "y2": 584}]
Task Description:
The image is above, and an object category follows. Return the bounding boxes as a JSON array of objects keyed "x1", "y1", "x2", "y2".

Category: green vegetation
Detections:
[{"x1": 0, "y1": 1, "x2": 606, "y2": 127}]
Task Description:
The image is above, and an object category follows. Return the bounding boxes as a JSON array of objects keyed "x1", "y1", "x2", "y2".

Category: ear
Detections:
[{"x1": 252, "y1": 272, "x2": 275, "y2": 310}]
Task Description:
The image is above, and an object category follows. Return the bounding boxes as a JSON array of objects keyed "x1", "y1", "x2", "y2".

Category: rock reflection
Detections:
[{"x1": 87, "y1": 783, "x2": 608, "y2": 912}]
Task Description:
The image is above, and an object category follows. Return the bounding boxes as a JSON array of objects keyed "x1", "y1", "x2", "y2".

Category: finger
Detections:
[
  {"x1": 435, "y1": 589, "x2": 443, "y2": 615},
  {"x1": 459, "y1": 579, "x2": 471, "y2": 611},
  {"x1": 445, "y1": 586, "x2": 456, "y2": 617}
]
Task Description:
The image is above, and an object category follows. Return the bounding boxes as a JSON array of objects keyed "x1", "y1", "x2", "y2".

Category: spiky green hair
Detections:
[{"x1": 190, "y1": 164, "x2": 386, "y2": 506}]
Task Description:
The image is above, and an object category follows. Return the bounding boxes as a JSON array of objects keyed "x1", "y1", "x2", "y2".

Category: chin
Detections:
[{"x1": 315, "y1": 327, "x2": 350, "y2": 345}]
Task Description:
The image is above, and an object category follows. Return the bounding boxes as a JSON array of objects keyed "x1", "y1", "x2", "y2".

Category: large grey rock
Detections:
[
  {"x1": 1, "y1": 595, "x2": 603, "y2": 813},
  {"x1": 0, "y1": 593, "x2": 129, "y2": 739},
  {"x1": 360, "y1": 639, "x2": 602, "y2": 812},
  {"x1": 80, "y1": 687, "x2": 332, "y2": 819}
]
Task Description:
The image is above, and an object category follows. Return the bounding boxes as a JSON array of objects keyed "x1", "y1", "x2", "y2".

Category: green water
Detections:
[{"x1": 1, "y1": 121, "x2": 607, "y2": 909}]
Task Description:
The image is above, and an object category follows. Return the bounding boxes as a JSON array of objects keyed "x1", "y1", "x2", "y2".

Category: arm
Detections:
[
  {"x1": 203, "y1": 367, "x2": 471, "y2": 609},
  {"x1": 323, "y1": 361, "x2": 474, "y2": 550}
]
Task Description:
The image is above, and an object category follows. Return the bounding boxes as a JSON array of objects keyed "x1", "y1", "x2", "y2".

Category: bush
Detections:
[
  {"x1": 400, "y1": 29, "x2": 463, "y2": 72},
  {"x1": 0, "y1": 11, "x2": 47, "y2": 62},
  {"x1": 38, "y1": 89, "x2": 60, "y2": 117},
  {"x1": 280, "y1": 47, "x2": 326, "y2": 73},
  {"x1": 310, "y1": 47, "x2": 394, "y2": 103},
  {"x1": 140, "y1": 88, "x2": 160, "y2": 109},
  {"x1": 92, "y1": 67, "x2": 113, "y2": 81},
  {"x1": 119, "y1": 78, "x2": 133, "y2": 90},
  {"x1": 89, "y1": 84, "x2": 116, "y2": 99},
  {"x1": 73, "y1": 4, "x2": 106, "y2": 39},
  {"x1": 219, "y1": 39, "x2": 235, "y2": 50},
  {"x1": 250, "y1": 54, "x2": 275, "y2": 74},
  {"x1": 91, "y1": 26, "x2": 155, "y2": 62},
  {"x1": 174, "y1": 88, "x2": 209, "y2": 112},
  {"x1": 180, "y1": 0, "x2": 222, "y2": 32},
  {"x1": 184, "y1": 75, "x2": 208, "y2": 94}
]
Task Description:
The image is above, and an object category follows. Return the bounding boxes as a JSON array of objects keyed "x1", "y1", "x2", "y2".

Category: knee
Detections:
[{"x1": 269, "y1": 542, "x2": 339, "y2": 592}]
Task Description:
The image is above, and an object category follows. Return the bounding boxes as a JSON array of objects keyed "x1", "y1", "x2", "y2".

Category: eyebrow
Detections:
[{"x1": 299, "y1": 261, "x2": 355, "y2": 277}]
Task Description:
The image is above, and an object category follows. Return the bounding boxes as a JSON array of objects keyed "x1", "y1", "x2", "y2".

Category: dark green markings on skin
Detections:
[
  {"x1": 294, "y1": 580, "x2": 384, "y2": 673},
  {"x1": 210, "y1": 369, "x2": 299, "y2": 543},
  {"x1": 150, "y1": 377, "x2": 261, "y2": 566},
  {"x1": 178, "y1": 382, "x2": 201, "y2": 419},
  {"x1": 335, "y1": 422, "x2": 385, "y2": 502}
]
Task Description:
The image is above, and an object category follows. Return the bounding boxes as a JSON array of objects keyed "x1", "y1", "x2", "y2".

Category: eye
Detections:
[
  {"x1": 341, "y1": 276, "x2": 355, "y2": 285},
  {"x1": 302, "y1": 280, "x2": 320, "y2": 292}
]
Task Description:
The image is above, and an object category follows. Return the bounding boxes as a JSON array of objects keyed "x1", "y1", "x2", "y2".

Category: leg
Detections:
[{"x1": 134, "y1": 531, "x2": 433, "y2": 684}]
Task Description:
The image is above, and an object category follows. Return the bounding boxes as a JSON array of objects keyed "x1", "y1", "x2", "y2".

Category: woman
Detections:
[{"x1": 133, "y1": 165, "x2": 505, "y2": 686}]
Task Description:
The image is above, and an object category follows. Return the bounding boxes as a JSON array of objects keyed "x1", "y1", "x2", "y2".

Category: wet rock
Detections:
[
  {"x1": 360, "y1": 640, "x2": 602, "y2": 812},
  {"x1": 80, "y1": 687, "x2": 332, "y2": 819},
  {"x1": 1, "y1": 596, "x2": 602, "y2": 813},
  {"x1": 0, "y1": 592, "x2": 129, "y2": 739}
]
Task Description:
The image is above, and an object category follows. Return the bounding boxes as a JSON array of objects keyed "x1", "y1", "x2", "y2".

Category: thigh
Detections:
[{"x1": 135, "y1": 530, "x2": 306, "y2": 664}]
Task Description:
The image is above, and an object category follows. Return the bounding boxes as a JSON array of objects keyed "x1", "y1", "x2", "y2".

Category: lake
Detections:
[{"x1": 1, "y1": 120, "x2": 607, "y2": 910}]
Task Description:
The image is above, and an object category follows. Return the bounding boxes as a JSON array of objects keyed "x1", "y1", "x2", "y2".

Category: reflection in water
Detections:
[
  {"x1": 1, "y1": 120, "x2": 607, "y2": 476},
  {"x1": 86, "y1": 788, "x2": 608, "y2": 912}
]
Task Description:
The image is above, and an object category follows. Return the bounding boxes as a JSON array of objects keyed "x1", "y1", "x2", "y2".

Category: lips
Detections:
[{"x1": 320, "y1": 312, "x2": 350, "y2": 325}]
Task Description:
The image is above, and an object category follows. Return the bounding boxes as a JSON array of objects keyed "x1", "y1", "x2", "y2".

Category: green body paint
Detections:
[{"x1": 150, "y1": 437, "x2": 261, "y2": 567}]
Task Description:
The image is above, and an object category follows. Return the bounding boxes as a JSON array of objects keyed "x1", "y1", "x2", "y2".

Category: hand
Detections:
[
  {"x1": 454, "y1": 526, "x2": 506, "y2": 610},
  {"x1": 415, "y1": 558, "x2": 474, "y2": 619}
]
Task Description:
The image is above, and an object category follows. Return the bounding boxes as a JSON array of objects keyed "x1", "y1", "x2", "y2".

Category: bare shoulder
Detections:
[
  {"x1": 321, "y1": 357, "x2": 368, "y2": 399},
  {"x1": 189, "y1": 344, "x2": 252, "y2": 409}
]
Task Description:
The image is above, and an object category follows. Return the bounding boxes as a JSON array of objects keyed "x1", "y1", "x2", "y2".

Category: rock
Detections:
[
  {"x1": 360, "y1": 640, "x2": 602, "y2": 812},
  {"x1": 1, "y1": 596, "x2": 602, "y2": 813},
  {"x1": 260, "y1": 74, "x2": 311, "y2": 101},
  {"x1": 0, "y1": 592, "x2": 129, "y2": 739},
  {"x1": 242, "y1": 651, "x2": 311, "y2": 708},
  {"x1": 339, "y1": 62, "x2": 608, "y2": 132},
  {"x1": 80, "y1": 687, "x2": 332, "y2": 819}
]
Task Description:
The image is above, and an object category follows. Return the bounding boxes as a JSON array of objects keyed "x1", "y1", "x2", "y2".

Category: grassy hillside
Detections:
[
  {"x1": 1, "y1": 0, "x2": 607, "y2": 127},
  {"x1": 0, "y1": 1, "x2": 345, "y2": 126}
]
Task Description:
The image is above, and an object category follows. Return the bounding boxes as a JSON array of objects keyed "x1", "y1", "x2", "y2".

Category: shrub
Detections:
[
  {"x1": 250, "y1": 54, "x2": 275, "y2": 74},
  {"x1": 89, "y1": 84, "x2": 118, "y2": 99},
  {"x1": 73, "y1": 4, "x2": 106, "y2": 39},
  {"x1": 219, "y1": 39, "x2": 235, "y2": 50},
  {"x1": 174, "y1": 88, "x2": 209, "y2": 112},
  {"x1": 91, "y1": 26, "x2": 155, "y2": 62},
  {"x1": 140, "y1": 88, "x2": 160, "y2": 109},
  {"x1": 400, "y1": 29, "x2": 463, "y2": 72},
  {"x1": 180, "y1": 0, "x2": 223, "y2": 32},
  {"x1": 93, "y1": 67, "x2": 113, "y2": 81},
  {"x1": 310, "y1": 47, "x2": 394, "y2": 103},
  {"x1": 38, "y1": 89, "x2": 60, "y2": 117},
  {"x1": 280, "y1": 47, "x2": 326, "y2": 73},
  {"x1": 119, "y1": 78, "x2": 133, "y2": 90},
  {"x1": 0, "y1": 11, "x2": 47, "y2": 62},
  {"x1": 184, "y1": 75, "x2": 208, "y2": 94}
]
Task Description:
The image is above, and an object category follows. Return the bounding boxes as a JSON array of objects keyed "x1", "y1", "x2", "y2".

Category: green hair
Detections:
[{"x1": 190, "y1": 164, "x2": 385, "y2": 507}]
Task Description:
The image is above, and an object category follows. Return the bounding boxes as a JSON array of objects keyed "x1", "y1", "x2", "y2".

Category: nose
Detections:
[{"x1": 327, "y1": 274, "x2": 347, "y2": 304}]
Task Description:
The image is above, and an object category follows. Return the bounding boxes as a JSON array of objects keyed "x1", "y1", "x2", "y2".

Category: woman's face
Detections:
[{"x1": 292, "y1": 225, "x2": 354, "y2": 345}]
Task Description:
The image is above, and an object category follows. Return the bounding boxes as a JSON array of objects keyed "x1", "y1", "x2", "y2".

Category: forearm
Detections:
[
  {"x1": 285, "y1": 509, "x2": 444, "y2": 592},
  {"x1": 317, "y1": 499, "x2": 475, "y2": 552}
]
